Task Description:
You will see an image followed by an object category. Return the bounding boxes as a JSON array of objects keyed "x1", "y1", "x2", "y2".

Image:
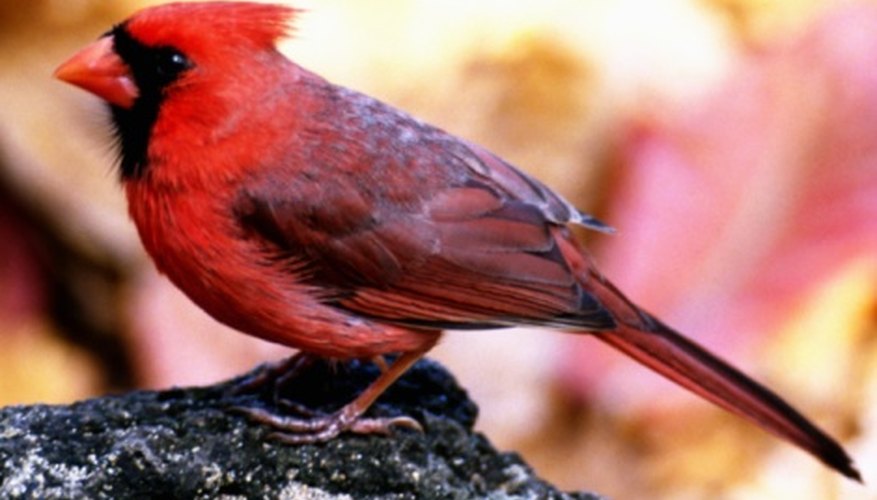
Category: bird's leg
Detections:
[
  {"x1": 228, "y1": 351, "x2": 315, "y2": 397},
  {"x1": 372, "y1": 354, "x2": 389, "y2": 373},
  {"x1": 238, "y1": 349, "x2": 427, "y2": 444},
  {"x1": 229, "y1": 351, "x2": 326, "y2": 417}
]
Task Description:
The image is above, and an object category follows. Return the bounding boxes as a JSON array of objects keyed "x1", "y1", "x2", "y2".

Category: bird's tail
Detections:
[{"x1": 588, "y1": 274, "x2": 861, "y2": 481}]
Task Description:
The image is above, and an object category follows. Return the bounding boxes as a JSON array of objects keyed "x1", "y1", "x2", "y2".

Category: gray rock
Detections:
[{"x1": 0, "y1": 358, "x2": 601, "y2": 499}]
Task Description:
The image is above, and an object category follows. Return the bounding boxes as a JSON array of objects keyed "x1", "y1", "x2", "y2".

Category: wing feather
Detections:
[{"x1": 234, "y1": 84, "x2": 614, "y2": 331}]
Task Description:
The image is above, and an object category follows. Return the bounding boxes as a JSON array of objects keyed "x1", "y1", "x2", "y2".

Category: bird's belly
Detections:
[{"x1": 129, "y1": 191, "x2": 437, "y2": 358}]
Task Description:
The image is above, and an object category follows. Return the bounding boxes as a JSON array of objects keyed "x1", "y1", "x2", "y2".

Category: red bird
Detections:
[{"x1": 55, "y1": 2, "x2": 859, "y2": 480}]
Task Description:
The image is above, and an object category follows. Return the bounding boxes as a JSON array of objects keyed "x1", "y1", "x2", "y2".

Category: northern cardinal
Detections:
[{"x1": 55, "y1": 1, "x2": 859, "y2": 480}]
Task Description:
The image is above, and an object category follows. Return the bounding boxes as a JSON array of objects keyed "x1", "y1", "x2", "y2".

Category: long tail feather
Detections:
[{"x1": 589, "y1": 277, "x2": 861, "y2": 481}]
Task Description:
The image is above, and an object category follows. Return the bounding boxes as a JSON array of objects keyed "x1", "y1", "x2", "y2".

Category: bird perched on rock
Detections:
[{"x1": 55, "y1": 1, "x2": 859, "y2": 480}]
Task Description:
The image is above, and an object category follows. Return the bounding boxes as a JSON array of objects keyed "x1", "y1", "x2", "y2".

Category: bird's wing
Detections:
[{"x1": 235, "y1": 124, "x2": 614, "y2": 331}]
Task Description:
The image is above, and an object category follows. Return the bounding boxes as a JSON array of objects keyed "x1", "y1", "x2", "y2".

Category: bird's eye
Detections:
[{"x1": 154, "y1": 48, "x2": 192, "y2": 80}]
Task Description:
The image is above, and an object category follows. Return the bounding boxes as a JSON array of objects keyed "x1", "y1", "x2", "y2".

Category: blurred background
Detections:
[{"x1": 1, "y1": 0, "x2": 875, "y2": 497}]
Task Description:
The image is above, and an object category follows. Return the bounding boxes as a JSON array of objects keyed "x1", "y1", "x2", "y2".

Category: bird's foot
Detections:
[
  {"x1": 233, "y1": 403, "x2": 422, "y2": 444},
  {"x1": 231, "y1": 349, "x2": 429, "y2": 444}
]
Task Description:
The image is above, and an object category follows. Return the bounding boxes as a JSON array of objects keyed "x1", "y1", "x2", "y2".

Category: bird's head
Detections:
[{"x1": 55, "y1": 1, "x2": 298, "y2": 179}]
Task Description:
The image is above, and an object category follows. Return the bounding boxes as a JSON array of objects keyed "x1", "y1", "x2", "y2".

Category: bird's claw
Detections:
[
  {"x1": 229, "y1": 351, "x2": 428, "y2": 444},
  {"x1": 275, "y1": 398, "x2": 321, "y2": 417},
  {"x1": 234, "y1": 405, "x2": 422, "y2": 444}
]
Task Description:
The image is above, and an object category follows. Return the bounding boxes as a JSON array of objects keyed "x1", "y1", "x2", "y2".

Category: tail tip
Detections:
[
  {"x1": 842, "y1": 463, "x2": 863, "y2": 483},
  {"x1": 827, "y1": 452, "x2": 862, "y2": 483}
]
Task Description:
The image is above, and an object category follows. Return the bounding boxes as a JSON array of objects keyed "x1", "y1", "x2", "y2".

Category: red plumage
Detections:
[{"x1": 55, "y1": 1, "x2": 859, "y2": 480}]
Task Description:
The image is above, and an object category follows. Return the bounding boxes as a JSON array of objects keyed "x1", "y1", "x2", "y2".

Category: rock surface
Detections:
[{"x1": 0, "y1": 358, "x2": 601, "y2": 499}]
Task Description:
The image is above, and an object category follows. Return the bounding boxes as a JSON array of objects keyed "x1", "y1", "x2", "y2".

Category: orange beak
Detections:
[{"x1": 54, "y1": 36, "x2": 138, "y2": 109}]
